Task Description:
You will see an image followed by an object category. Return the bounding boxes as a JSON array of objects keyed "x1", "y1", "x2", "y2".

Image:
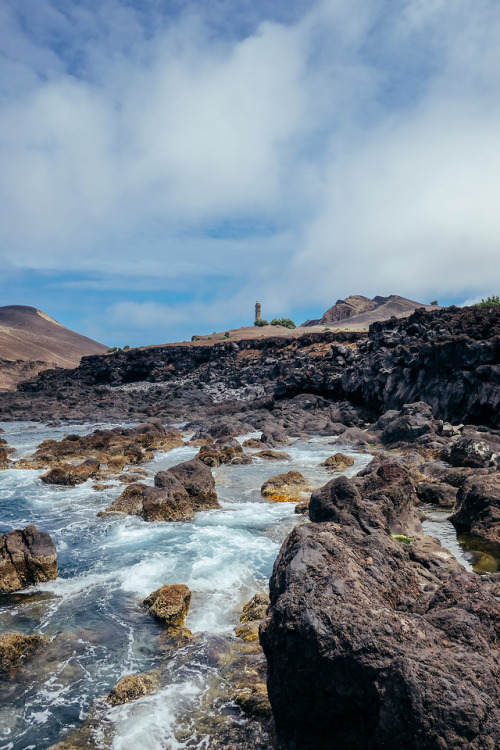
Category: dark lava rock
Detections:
[
  {"x1": 450, "y1": 473, "x2": 500, "y2": 545},
  {"x1": 40, "y1": 458, "x2": 100, "y2": 485},
  {"x1": 449, "y1": 430, "x2": 500, "y2": 469},
  {"x1": 309, "y1": 457, "x2": 421, "y2": 537},
  {"x1": 379, "y1": 402, "x2": 437, "y2": 445},
  {"x1": 0, "y1": 525, "x2": 58, "y2": 593},
  {"x1": 416, "y1": 481, "x2": 457, "y2": 508},
  {"x1": 101, "y1": 458, "x2": 220, "y2": 520},
  {"x1": 261, "y1": 518, "x2": 500, "y2": 750}
]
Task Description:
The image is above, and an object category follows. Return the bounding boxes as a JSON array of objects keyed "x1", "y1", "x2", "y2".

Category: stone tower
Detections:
[{"x1": 255, "y1": 300, "x2": 261, "y2": 323}]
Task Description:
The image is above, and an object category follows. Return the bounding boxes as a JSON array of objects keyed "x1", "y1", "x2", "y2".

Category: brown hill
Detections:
[
  {"x1": 0, "y1": 306, "x2": 107, "y2": 391},
  {"x1": 302, "y1": 295, "x2": 437, "y2": 328}
]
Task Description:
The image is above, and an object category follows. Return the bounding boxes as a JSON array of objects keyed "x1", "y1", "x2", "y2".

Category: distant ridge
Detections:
[
  {"x1": 0, "y1": 305, "x2": 107, "y2": 391},
  {"x1": 301, "y1": 294, "x2": 437, "y2": 328}
]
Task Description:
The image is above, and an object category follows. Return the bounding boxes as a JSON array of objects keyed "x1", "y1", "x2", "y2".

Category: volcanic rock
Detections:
[
  {"x1": 101, "y1": 458, "x2": 219, "y2": 520},
  {"x1": 261, "y1": 474, "x2": 500, "y2": 750},
  {"x1": 40, "y1": 458, "x2": 100, "y2": 486},
  {"x1": 261, "y1": 471, "x2": 311, "y2": 503},
  {"x1": 0, "y1": 632, "x2": 48, "y2": 676},
  {"x1": 106, "y1": 671, "x2": 159, "y2": 706},
  {"x1": 143, "y1": 584, "x2": 191, "y2": 635},
  {"x1": 0, "y1": 525, "x2": 58, "y2": 593},
  {"x1": 254, "y1": 449, "x2": 291, "y2": 461},
  {"x1": 449, "y1": 430, "x2": 500, "y2": 468},
  {"x1": 450, "y1": 473, "x2": 500, "y2": 545},
  {"x1": 320, "y1": 452, "x2": 355, "y2": 471},
  {"x1": 309, "y1": 457, "x2": 421, "y2": 537},
  {"x1": 416, "y1": 481, "x2": 457, "y2": 508}
]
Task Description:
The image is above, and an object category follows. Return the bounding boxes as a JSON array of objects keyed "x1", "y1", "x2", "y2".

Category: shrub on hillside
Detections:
[
  {"x1": 270, "y1": 318, "x2": 296, "y2": 329},
  {"x1": 475, "y1": 295, "x2": 500, "y2": 307},
  {"x1": 254, "y1": 318, "x2": 269, "y2": 326}
]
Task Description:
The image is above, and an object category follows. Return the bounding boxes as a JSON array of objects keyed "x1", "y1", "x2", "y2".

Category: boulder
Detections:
[
  {"x1": 261, "y1": 471, "x2": 311, "y2": 503},
  {"x1": 40, "y1": 458, "x2": 100, "y2": 485},
  {"x1": 0, "y1": 525, "x2": 58, "y2": 593},
  {"x1": 0, "y1": 632, "x2": 48, "y2": 676},
  {"x1": 100, "y1": 458, "x2": 219, "y2": 520},
  {"x1": 449, "y1": 431, "x2": 500, "y2": 469},
  {"x1": 143, "y1": 584, "x2": 191, "y2": 635},
  {"x1": 450, "y1": 473, "x2": 500, "y2": 544},
  {"x1": 379, "y1": 402, "x2": 436, "y2": 445},
  {"x1": 319, "y1": 452, "x2": 355, "y2": 471},
  {"x1": 106, "y1": 671, "x2": 159, "y2": 706},
  {"x1": 309, "y1": 458, "x2": 421, "y2": 537},
  {"x1": 254, "y1": 450, "x2": 291, "y2": 461},
  {"x1": 416, "y1": 481, "x2": 457, "y2": 508},
  {"x1": 163, "y1": 458, "x2": 220, "y2": 511},
  {"x1": 240, "y1": 593, "x2": 269, "y2": 623},
  {"x1": 261, "y1": 518, "x2": 500, "y2": 750}
]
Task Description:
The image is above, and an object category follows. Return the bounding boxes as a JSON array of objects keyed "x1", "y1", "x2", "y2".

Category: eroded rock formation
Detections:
[{"x1": 0, "y1": 525, "x2": 58, "y2": 593}]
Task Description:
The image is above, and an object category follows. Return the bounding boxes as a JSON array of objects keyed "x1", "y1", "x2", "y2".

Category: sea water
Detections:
[{"x1": 0, "y1": 423, "x2": 370, "y2": 750}]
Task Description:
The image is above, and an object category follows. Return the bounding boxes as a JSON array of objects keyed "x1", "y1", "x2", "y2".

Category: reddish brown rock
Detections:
[
  {"x1": 450, "y1": 473, "x2": 500, "y2": 544},
  {"x1": 100, "y1": 458, "x2": 219, "y2": 520},
  {"x1": 261, "y1": 471, "x2": 311, "y2": 503},
  {"x1": 106, "y1": 671, "x2": 159, "y2": 706},
  {"x1": 0, "y1": 632, "x2": 48, "y2": 676},
  {"x1": 0, "y1": 525, "x2": 57, "y2": 593},
  {"x1": 320, "y1": 452, "x2": 355, "y2": 471},
  {"x1": 40, "y1": 458, "x2": 100, "y2": 486},
  {"x1": 143, "y1": 584, "x2": 191, "y2": 635}
]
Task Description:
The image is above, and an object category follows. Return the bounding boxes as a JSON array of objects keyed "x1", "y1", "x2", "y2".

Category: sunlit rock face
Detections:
[{"x1": 0, "y1": 525, "x2": 58, "y2": 594}]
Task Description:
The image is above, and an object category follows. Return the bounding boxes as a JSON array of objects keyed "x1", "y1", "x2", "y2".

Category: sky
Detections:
[{"x1": 1, "y1": 0, "x2": 499, "y2": 347}]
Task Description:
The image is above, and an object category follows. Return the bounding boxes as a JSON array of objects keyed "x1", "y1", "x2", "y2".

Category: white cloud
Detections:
[{"x1": 1, "y1": 0, "x2": 500, "y2": 329}]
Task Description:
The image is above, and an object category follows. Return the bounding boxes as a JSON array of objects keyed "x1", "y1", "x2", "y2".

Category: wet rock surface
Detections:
[
  {"x1": 106, "y1": 671, "x2": 159, "y2": 706},
  {"x1": 450, "y1": 473, "x2": 500, "y2": 545},
  {"x1": 261, "y1": 459, "x2": 500, "y2": 750},
  {"x1": 261, "y1": 471, "x2": 312, "y2": 503},
  {"x1": 320, "y1": 452, "x2": 355, "y2": 471},
  {"x1": 100, "y1": 458, "x2": 220, "y2": 520},
  {"x1": 0, "y1": 632, "x2": 48, "y2": 676},
  {"x1": 0, "y1": 525, "x2": 58, "y2": 593},
  {"x1": 143, "y1": 584, "x2": 192, "y2": 635}
]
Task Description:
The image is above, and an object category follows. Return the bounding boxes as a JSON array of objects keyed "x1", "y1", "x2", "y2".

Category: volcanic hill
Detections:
[
  {"x1": 0, "y1": 305, "x2": 107, "y2": 391},
  {"x1": 302, "y1": 294, "x2": 437, "y2": 328}
]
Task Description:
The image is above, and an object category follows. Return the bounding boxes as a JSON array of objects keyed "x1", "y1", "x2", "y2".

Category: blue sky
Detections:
[{"x1": 1, "y1": 0, "x2": 499, "y2": 346}]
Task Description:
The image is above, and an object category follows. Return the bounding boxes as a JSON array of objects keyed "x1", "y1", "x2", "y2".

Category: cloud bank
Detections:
[{"x1": 1, "y1": 0, "x2": 499, "y2": 343}]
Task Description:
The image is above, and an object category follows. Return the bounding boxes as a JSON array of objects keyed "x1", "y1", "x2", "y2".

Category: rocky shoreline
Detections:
[{"x1": 0, "y1": 304, "x2": 499, "y2": 748}]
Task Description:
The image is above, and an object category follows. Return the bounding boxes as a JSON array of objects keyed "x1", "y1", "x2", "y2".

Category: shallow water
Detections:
[{"x1": 0, "y1": 422, "x2": 370, "y2": 750}]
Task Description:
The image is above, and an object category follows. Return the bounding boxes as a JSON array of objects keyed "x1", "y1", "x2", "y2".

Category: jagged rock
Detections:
[
  {"x1": 100, "y1": 458, "x2": 219, "y2": 520},
  {"x1": 0, "y1": 438, "x2": 13, "y2": 469},
  {"x1": 0, "y1": 632, "x2": 48, "y2": 676},
  {"x1": 240, "y1": 593, "x2": 269, "y2": 623},
  {"x1": 0, "y1": 525, "x2": 58, "y2": 593},
  {"x1": 450, "y1": 473, "x2": 500, "y2": 544},
  {"x1": 449, "y1": 430, "x2": 500, "y2": 468},
  {"x1": 261, "y1": 471, "x2": 311, "y2": 503},
  {"x1": 379, "y1": 402, "x2": 437, "y2": 445},
  {"x1": 106, "y1": 671, "x2": 159, "y2": 706},
  {"x1": 416, "y1": 481, "x2": 457, "y2": 508},
  {"x1": 143, "y1": 584, "x2": 191, "y2": 635},
  {"x1": 260, "y1": 428, "x2": 290, "y2": 447},
  {"x1": 319, "y1": 452, "x2": 355, "y2": 471},
  {"x1": 309, "y1": 457, "x2": 421, "y2": 537},
  {"x1": 254, "y1": 449, "x2": 290, "y2": 460},
  {"x1": 40, "y1": 458, "x2": 100, "y2": 486},
  {"x1": 196, "y1": 437, "x2": 246, "y2": 466},
  {"x1": 160, "y1": 458, "x2": 220, "y2": 511},
  {"x1": 261, "y1": 478, "x2": 500, "y2": 750}
]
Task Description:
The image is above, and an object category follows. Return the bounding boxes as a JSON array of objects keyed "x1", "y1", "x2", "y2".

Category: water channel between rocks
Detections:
[{"x1": 1, "y1": 421, "x2": 495, "y2": 750}]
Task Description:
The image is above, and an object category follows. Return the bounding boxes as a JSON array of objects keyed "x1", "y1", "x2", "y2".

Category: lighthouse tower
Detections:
[{"x1": 255, "y1": 300, "x2": 261, "y2": 323}]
